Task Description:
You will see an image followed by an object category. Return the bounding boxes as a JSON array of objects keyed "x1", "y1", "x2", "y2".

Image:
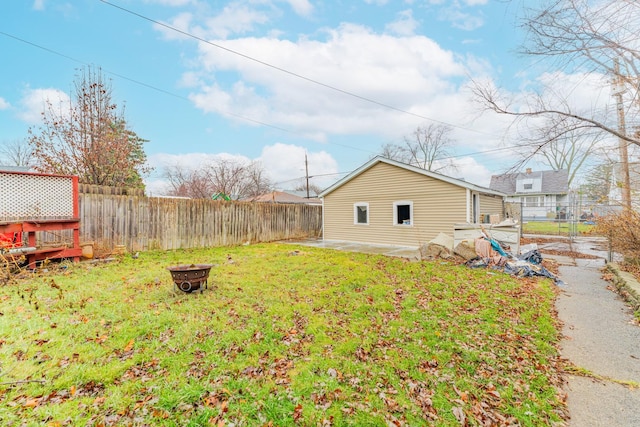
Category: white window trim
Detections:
[
  {"x1": 393, "y1": 200, "x2": 413, "y2": 226},
  {"x1": 524, "y1": 196, "x2": 541, "y2": 207},
  {"x1": 354, "y1": 202, "x2": 369, "y2": 225}
]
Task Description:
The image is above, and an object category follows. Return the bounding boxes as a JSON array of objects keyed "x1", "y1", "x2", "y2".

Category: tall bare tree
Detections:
[
  {"x1": 472, "y1": 0, "x2": 640, "y2": 197},
  {"x1": 293, "y1": 182, "x2": 323, "y2": 196},
  {"x1": 28, "y1": 66, "x2": 151, "y2": 188},
  {"x1": 164, "y1": 158, "x2": 271, "y2": 199},
  {"x1": 524, "y1": 115, "x2": 603, "y2": 187},
  {"x1": 379, "y1": 143, "x2": 406, "y2": 162},
  {"x1": 380, "y1": 123, "x2": 456, "y2": 172},
  {"x1": 0, "y1": 138, "x2": 34, "y2": 167},
  {"x1": 163, "y1": 164, "x2": 212, "y2": 199}
]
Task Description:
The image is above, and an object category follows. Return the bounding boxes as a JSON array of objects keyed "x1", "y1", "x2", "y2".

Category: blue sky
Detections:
[{"x1": 0, "y1": 0, "x2": 612, "y2": 194}]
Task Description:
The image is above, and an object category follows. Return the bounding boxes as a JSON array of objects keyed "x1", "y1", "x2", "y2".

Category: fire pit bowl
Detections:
[{"x1": 167, "y1": 264, "x2": 214, "y2": 293}]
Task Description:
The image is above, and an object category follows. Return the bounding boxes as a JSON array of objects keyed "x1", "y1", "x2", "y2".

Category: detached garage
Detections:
[{"x1": 319, "y1": 156, "x2": 506, "y2": 248}]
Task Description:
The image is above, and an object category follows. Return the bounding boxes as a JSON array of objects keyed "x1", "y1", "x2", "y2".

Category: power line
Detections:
[
  {"x1": 2, "y1": 24, "x2": 616, "y2": 167},
  {"x1": 5, "y1": 19, "x2": 615, "y2": 168},
  {"x1": 0, "y1": 31, "x2": 299, "y2": 135},
  {"x1": 98, "y1": 0, "x2": 636, "y2": 150},
  {"x1": 98, "y1": 0, "x2": 501, "y2": 138},
  {"x1": 1, "y1": 29, "x2": 524, "y2": 161},
  {"x1": 0, "y1": 30, "x2": 383, "y2": 157}
]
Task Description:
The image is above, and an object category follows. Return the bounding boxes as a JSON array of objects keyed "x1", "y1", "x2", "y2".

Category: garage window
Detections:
[
  {"x1": 354, "y1": 202, "x2": 369, "y2": 225},
  {"x1": 393, "y1": 201, "x2": 413, "y2": 226}
]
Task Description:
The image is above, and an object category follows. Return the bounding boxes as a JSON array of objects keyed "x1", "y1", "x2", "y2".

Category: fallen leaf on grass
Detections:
[
  {"x1": 452, "y1": 406, "x2": 466, "y2": 425},
  {"x1": 152, "y1": 409, "x2": 170, "y2": 419},
  {"x1": 23, "y1": 398, "x2": 40, "y2": 408},
  {"x1": 293, "y1": 403, "x2": 303, "y2": 423},
  {"x1": 454, "y1": 385, "x2": 469, "y2": 402},
  {"x1": 86, "y1": 334, "x2": 108, "y2": 345},
  {"x1": 133, "y1": 394, "x2": 154, "y2": 410}
]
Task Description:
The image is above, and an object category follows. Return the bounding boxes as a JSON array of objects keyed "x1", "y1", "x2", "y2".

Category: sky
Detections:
[{"x1": 0, "y1": 0, "x2": 617, "y2": 195}]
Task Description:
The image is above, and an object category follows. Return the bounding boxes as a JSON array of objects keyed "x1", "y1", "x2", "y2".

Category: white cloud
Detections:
[
  {"x1": 178, "y1": 71, "x2": 202, "y2": 88},
  {"x1": 154, "y1": 12, "x2": 195, "y2": 41},
  {"x1": 202, "y1": 4, "x2": 270, "y2": 39},
  {"x1": 155, "y1": 2, "x2": 271, "y2": 40},
  {"x1": 285, "y1": 0, "x2": 313, "y2": 17},
  {"x1": 32, "y1": 0, "x2": 45, "y2": 11},
  {"x1": 439, "y1": 7, "x2": 484, "y2": 31},
  {"x1": 0, "y1": 97, "x2": 10, "y2": 110},
  {"x1": 385, "y1": 9, "x2": 419, "y2": 36},
  {"x1": 188, "y1": 23, "x2": 468, "y2": 141},
  {"x1": 259, "y1": 143, "x2": 339, "y2": 188},
  {"x1": 150, "y1": 0, "x2": 615, "y2": 180},
  {"x1": 536, "y1": 71, "x2": 611, "y2": 111},
  {"x1": 463, "y1": 0, "x2": 488, "y2": 5},
  {"x1": 18, "y1": 88, "x2": 70, "y2": 124},
  {"x1": 439, "y1": 156, "x2": 494, "y2": 187}
]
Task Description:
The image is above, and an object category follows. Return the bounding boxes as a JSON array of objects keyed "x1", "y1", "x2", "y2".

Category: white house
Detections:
[{"x1": 489, "y1": 168, "x2": 569, "y2": 220}]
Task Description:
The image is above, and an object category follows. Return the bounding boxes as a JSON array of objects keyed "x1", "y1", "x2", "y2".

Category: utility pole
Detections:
[
  {"x1": 305, "y1": 153, "x2": 310, "y2": 199},
  {"x1": 612, "y1": 59, "x2": 632, "y2": 210}
]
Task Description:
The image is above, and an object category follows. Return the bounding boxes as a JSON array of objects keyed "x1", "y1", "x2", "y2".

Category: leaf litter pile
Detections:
[{"x1": 0, "y1": 243, "x2": 566, "y2": 426}]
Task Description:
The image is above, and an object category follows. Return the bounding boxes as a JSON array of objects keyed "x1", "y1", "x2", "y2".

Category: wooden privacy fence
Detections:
[{"x1": 39, "y1": 195, "x2": 323, "y2": 252}]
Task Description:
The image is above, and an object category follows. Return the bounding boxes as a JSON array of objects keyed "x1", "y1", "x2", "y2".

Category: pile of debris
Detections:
[{"x1": 419, "y1": 227, "x2": 564, "y2": 286}]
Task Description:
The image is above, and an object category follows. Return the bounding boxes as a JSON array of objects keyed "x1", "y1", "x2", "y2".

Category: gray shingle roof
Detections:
[{"x1": 489, "y1": 169, "x2": 569, "y2": 195}]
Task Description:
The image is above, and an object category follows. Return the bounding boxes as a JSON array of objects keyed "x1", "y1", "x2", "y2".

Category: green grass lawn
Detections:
[
  {"x1": 523, "y1": 221, "x2": 595, "y2": 236},
  {"x1": 0, "y1": 243, "x2": 565, "y2": 426}
]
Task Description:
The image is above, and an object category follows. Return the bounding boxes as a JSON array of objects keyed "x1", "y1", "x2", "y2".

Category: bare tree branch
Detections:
[
  {"x1": 379, "y1": 123, "x2": 457, "y2": 173},
  {"x1": 163, "y1": 158, "x2": 272, "y2": 199},
  {"x1": 0, "y1": 138, "x2": 34, "y2": 167},
  {"x1": 471, "y1": 0, "x2": 640, "y2": 178}
]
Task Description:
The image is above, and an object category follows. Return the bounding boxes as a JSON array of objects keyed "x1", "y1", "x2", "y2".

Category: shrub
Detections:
[{"x1": 595, "y1": 210, "x2": 640, "y2": 261}]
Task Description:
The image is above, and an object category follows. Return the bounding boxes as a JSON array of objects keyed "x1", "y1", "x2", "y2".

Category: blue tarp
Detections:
[{"x1": 466, "y1": 248, "x2": 565, "y2": 286}]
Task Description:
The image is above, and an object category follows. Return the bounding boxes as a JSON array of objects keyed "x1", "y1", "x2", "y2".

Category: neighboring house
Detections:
[
  {"x1": 319, "y1": 156, "x2": 506, "y2": 248},
  {"x1": 489, "y1": 168, "x2": 569, "y2": 220},
  {"x1": 247, "y1": 190, "x2": 321, "y2": 205}
]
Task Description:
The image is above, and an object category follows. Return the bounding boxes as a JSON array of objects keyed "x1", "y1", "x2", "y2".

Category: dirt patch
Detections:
[
  {"x1": 539, "y1": 248, "x2": 600, "y2": 260},
  {"x1": 521, "y1": 237, "x2": 602, "y2": 260},
  {"x1": 521, "y1": 237, "x2": 566, "y2": 246}
]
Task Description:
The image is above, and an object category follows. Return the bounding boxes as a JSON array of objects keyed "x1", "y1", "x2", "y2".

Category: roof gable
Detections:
[
  {"x1": 489, "y1": 169, "x2": 569, "y2": 195},
  {"x1": 320, "y1": 156, "x2": 505, "y2": 197}
]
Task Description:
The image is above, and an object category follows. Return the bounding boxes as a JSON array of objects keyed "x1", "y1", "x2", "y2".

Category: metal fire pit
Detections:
[{"x1": 167, "y1": 264, "x2": 213, "y2": 293}]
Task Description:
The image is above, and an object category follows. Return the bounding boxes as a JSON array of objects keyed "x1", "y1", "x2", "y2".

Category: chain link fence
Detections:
[{"x1": 505, "y1": 196, "x2": 622, "y2": 238}]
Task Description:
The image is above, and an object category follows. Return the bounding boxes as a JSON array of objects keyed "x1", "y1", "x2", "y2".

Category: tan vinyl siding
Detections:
[
  {"x1": 479, "y1": 194, "x2": 505, "y2": 221},
  {"x1": 323, "y1": 162, "x2": 468, "y2": 247}
]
